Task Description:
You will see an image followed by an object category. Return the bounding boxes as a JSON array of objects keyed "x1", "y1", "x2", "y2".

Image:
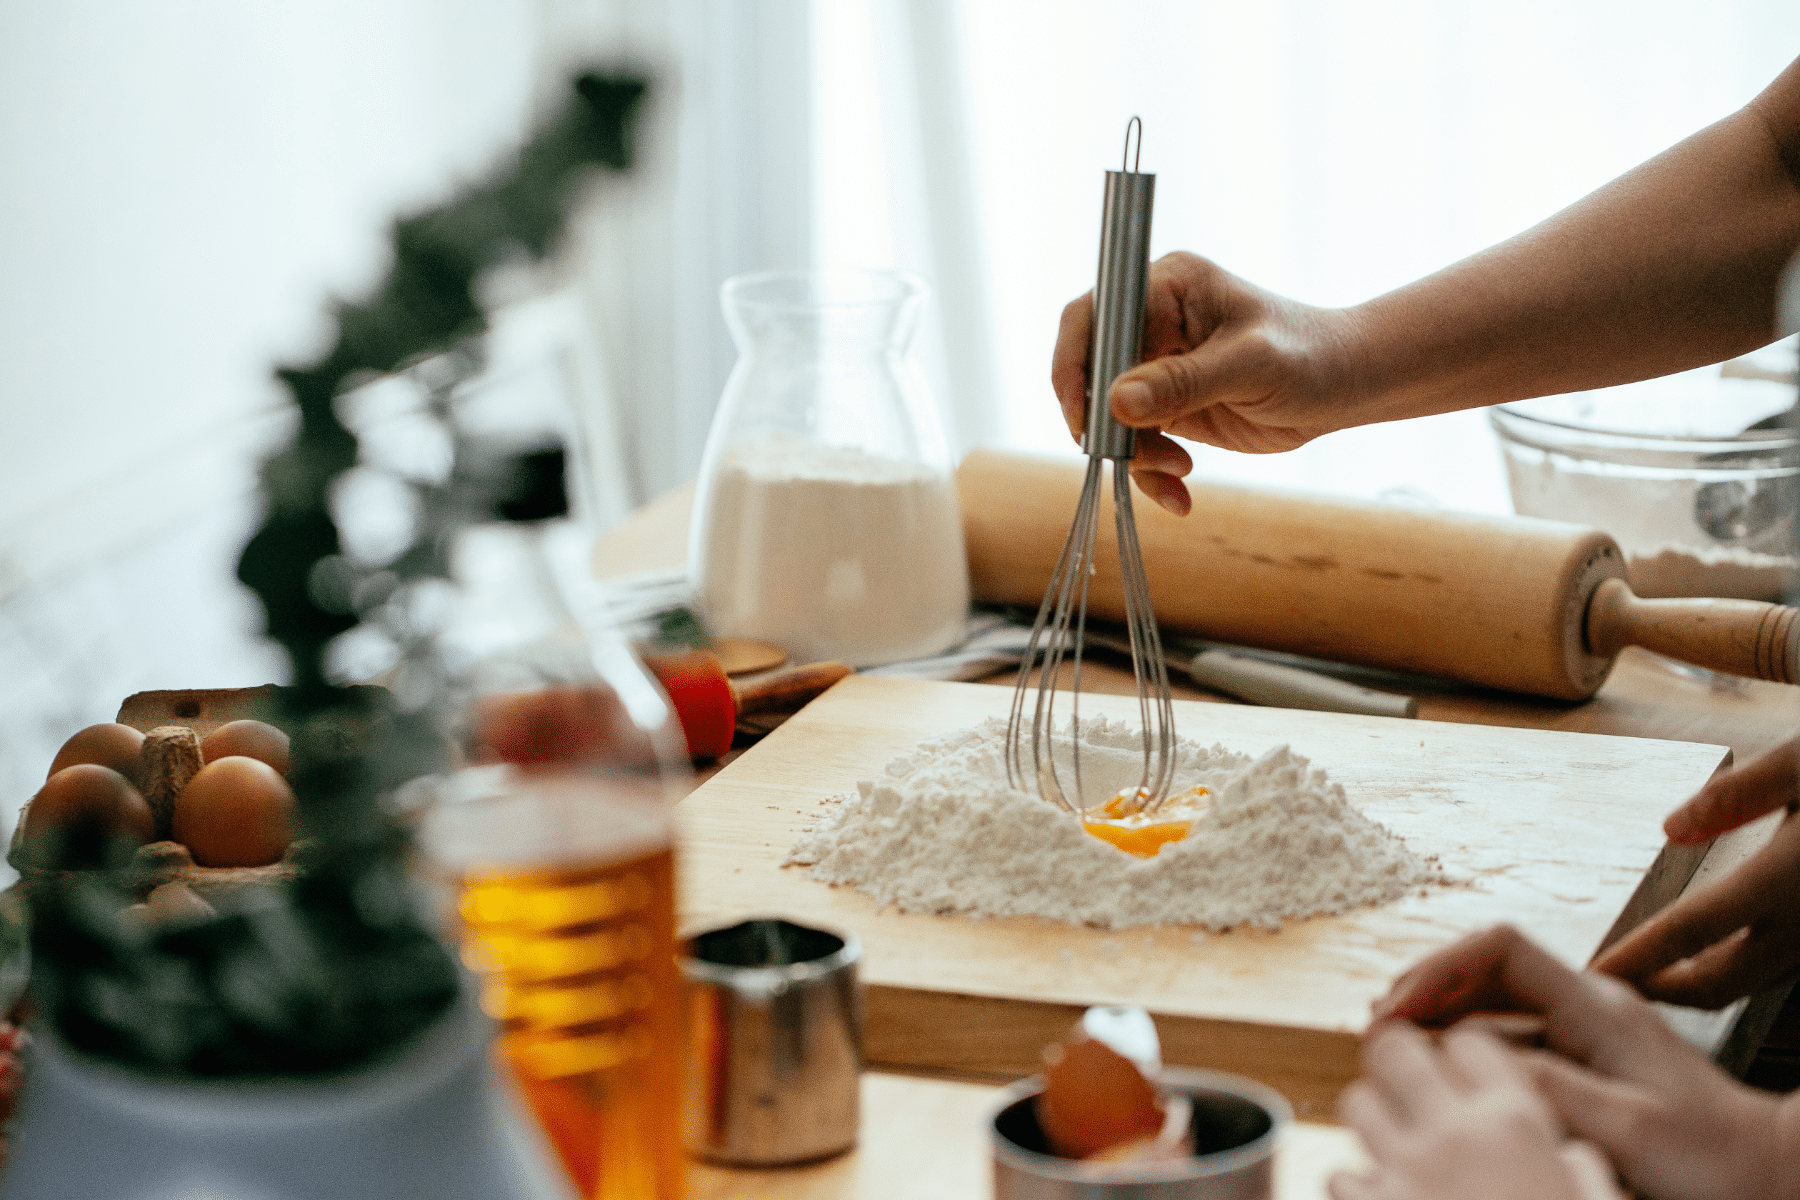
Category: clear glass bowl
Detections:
[{"x1": 1488, "y1": 358, "x2": 1797, "y2": 600}]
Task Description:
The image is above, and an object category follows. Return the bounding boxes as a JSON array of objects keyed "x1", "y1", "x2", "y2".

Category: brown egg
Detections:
[
  {"x1": 171, "y1": 756, "x2": 297, "y2": 868},
  {"x1": 1035, "y1": 1034, "x2": 1166, "y2": 1160},
  {"x1": 47, "y1": 723, "x2": 146, "y2": 782},
  {"x1": 200, "y1": 719, "x2": 291, "y2": 775},
  {"x1": 24, "y1": 764, "x2": 157, "y2": 865}
]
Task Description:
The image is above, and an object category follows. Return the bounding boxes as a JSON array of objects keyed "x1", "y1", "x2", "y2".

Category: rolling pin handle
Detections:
[{"x1": 1586, "y1": 577, "x2": 1800, "y2": 685}]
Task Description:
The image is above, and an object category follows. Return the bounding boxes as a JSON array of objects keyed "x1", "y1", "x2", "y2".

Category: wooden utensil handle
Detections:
[
  {"x1": 1586, "y1": 578, "x2": 1800, "y2": 684},
  {"x1": 731, "y1": 661, "x2": 855, "y2": 716}
]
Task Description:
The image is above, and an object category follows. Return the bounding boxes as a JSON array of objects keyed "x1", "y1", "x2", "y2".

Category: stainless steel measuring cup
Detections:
[{"x1": 680, "y1": 918, "x2": 863, "y2": 1165}]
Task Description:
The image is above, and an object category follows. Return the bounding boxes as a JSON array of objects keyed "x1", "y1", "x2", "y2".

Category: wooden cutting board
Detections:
[{"x1": 677, "y1": 676, "x2": 1729, "y2": 1120}]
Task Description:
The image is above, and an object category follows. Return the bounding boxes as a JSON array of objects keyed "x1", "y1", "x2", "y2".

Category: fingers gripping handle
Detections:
[
  {"x1": 1085, "y1": 157, "x2": 1156, "y2": 461},
  {"x1": 1586, "y1": 578, "x2": 1800, "y2": 684}
]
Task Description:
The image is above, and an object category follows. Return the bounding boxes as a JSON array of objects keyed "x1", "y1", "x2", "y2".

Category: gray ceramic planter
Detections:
[{"x1": 0, "y1": 984, "x2": 573, "y2": 1200}]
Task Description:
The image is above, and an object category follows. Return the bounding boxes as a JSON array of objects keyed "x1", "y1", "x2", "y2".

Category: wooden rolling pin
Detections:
[{"x1": 957, "y1": 449, "x2": 1800, "y2": 700}]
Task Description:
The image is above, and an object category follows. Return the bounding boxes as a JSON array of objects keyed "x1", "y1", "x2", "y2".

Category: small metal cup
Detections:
[
  {"x1": 680, "y1": 918, "x2": 863, "y2": 1165},
  {"x1": 990, "y1": 1067, "x2": 1291, "y2": 1200}
]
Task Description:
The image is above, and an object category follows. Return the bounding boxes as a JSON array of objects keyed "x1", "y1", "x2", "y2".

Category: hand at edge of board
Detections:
[
  {"x1": 1378, "y1": 736, "x2": 1800, "y2": 1017},
  {"x1": 1365, "y1": 925, "x2": 1800, "y2": 1200},
  {"x1": 1328, "y1": 1021, "x2": 1624, "y2": 1200},
  {"x1": 1591, "y1": 736, "x2": 1800, "y2": 1007}
]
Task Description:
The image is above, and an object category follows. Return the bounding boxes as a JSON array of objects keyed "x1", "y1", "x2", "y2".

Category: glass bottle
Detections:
[
  {"x1": 422, "y1": 441, "x2": 692, "y2": 1200},
  {"x1": 689, "y1": 268, "x2": 970, "y2": 667}
]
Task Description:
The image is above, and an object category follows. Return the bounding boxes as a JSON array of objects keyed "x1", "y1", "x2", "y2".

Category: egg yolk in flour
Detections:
[{"x1": 1082, "y1": 786, "x2": 1210, "y2": 857}]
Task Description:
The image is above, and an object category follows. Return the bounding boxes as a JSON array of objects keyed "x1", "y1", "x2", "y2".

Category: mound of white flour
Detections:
[{"x1": 785, "y1": 717, "x2": 1444, "y2": 930}]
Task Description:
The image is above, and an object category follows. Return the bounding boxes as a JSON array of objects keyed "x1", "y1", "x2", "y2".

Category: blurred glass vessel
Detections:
[
  {"x1": 430, "y1": 763, "x2": 682, "y2": 1200},
  {"x1": 423, "y1": 442, "x2": 691, "y2": 1200},
  {"x1": 690, "y1": 268, "x2": 969, "y2": 667},
  {"x1": 1489, "y1": 349, "x2": 1798, "y2": 600}
]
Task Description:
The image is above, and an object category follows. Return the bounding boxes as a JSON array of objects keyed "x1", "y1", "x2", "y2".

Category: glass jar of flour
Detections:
[{"x1": 689, "y1": 268, "x2": 969, "y2": 667}]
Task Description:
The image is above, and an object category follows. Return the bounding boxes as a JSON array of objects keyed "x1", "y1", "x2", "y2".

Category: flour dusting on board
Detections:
[{"x1": 785, "y1": 718, "x2": 1446, "y2": 930}]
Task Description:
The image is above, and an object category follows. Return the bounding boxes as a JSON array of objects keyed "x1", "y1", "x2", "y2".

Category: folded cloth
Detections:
[
  {"x1": 598, "y1": 574, "x2": 1417, "y2": 718},
  {"x1": 596, "y1": 570, "x2": 1045, "y2": 682},
  {"x1": 860, "y1": 611, "x2": 1033, "y2": 681},
  {"x1": 597, "y1": 575, "x2": 1031, "y2": 680}
]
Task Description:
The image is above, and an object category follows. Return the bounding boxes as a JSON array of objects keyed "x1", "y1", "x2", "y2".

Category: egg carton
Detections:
[{"x1": 9, "y1": 686, "x2": 317, "y2": 901}]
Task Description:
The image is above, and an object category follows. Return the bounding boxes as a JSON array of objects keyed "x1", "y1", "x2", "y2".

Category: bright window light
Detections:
[{"x1": 815, "y1": 0, "x2": 1800, "y2": 514}]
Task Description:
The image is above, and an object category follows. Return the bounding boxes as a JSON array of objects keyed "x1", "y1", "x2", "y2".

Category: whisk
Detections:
[{"x1": 1006, "y1": 117, "x2": 1177, "y2": 817}]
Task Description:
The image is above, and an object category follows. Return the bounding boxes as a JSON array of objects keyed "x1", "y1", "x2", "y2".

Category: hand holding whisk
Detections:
[{"x1": 1006, "y1": 118, "x2": 1177, "y2": 817}]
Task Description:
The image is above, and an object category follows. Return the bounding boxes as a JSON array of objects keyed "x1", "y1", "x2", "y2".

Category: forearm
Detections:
[{"x1": 1337, "y1": 59, "x2": 1800, "y2": 425}]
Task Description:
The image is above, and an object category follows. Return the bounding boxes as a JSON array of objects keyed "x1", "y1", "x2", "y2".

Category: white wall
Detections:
[
  {"x1": 817, "y1": 0, "x2": 1800, "y2": 514},
  {"x1": 0, "y1": 1, "x2": 539, "y2": 596},
  {"x1": 0, "y1": 2, "x2": 542, "y2": 851},
  {"x1": 0, "y1": 0, "x2": 814, "y2": 855},
  {"x1": 549, "y1": 0, "x2": 815, "y2": 508}
]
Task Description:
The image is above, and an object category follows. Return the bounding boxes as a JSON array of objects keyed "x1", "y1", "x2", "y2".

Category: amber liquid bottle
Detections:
[
  {"x1": 455, "y1": 778, "x2": 682, "y2": 1200},
  {"x1": 424, "y1": 443, "x2": 690, "y2": 1200}
]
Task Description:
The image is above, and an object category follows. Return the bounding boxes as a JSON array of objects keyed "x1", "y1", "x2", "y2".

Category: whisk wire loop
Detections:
[
  {"x1": 1007, "y1": 457, "x2": 1107, "y2": 814},
  {"x1": 1006, "y1": 461, "x2": 1177, "y2": 817},
  {"x1": 1113, "y1": 467, "x2": 1177, "y2": 813}
]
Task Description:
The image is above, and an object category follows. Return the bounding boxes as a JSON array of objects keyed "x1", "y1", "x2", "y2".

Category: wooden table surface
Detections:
[{"x1": 596, "y1": 483, "x2": 1800, "y2": 1200}]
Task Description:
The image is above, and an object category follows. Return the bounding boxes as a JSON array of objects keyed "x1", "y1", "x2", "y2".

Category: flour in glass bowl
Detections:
[
  {"x1": 693, "y1": 434, "x2": 969, "y2": 667},
  {"x1": 786, "y1": 718, "x2": 1446, "y2": 931}
]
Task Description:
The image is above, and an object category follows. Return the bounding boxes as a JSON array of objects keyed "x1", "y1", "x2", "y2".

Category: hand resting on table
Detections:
[
  {"x1": 1370, "y1": 925, "x2": 1800, "y2": 1200},
  {"x1": 1329, "y1": 1020, "x2": 1624, "y2": 1200}
]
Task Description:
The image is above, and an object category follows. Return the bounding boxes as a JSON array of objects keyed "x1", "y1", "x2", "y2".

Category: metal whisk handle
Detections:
[{"x1": 1085, "y1": 126, "x2": 1156, "y2": 462}]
